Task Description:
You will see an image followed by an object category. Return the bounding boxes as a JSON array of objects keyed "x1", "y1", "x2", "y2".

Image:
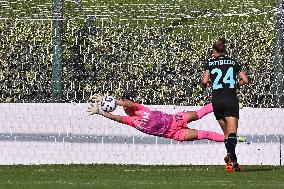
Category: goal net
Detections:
[{"x1": 0, "y1": 0, "x2": 282, "y2": 165}]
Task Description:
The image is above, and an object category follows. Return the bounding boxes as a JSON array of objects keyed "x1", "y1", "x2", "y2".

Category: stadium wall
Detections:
[{"x1": 0, "y1": 103, "x2": 283, "y2": 165}]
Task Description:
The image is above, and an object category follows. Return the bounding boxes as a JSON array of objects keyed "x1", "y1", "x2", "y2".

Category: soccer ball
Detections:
[{"x1": 100, "y1": 96, "x2": 117, "y2": 112}]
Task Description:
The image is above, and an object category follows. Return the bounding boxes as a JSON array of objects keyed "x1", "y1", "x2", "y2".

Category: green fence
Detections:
[{"x1": 0, "y1": 0, "x2": 282, "y2": 107}]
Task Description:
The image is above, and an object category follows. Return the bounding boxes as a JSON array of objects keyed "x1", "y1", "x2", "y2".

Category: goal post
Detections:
[
  {"x1": 52, "y1": 0, "x2": 64, "y2": 102},
  {"x1": 273, "y1": 0, "x2": 284, "y2": 107}
]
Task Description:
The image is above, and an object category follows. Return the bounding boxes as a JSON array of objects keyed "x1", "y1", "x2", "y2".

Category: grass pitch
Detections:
[{"x1": 0, "y1": 164, "x2": 282, "y2": 189}]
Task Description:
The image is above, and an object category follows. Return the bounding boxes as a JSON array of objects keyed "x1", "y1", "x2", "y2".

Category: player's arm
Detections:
[
  {"x1": 101, "y1": 112, "x2": 124, "y2": 123},
  {"x1": 87, "y1": 103, "x2": 124, "y2": 123},
  {"x1": 237, "y1": 71, "x2": 249, "y2": 88},
  {"x1": 201, "y1": 70, "x2": 210, "y2": 88}
]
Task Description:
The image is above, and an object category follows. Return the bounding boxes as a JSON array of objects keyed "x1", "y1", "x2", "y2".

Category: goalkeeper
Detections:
[{"x1": 88, "y1": 93, "x2": 244, "y2": 142}]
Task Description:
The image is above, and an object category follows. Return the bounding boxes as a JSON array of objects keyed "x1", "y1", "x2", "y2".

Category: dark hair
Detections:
[
  {"x1": 122, "y1": 90, "x2": 138, "y2": 101},
  {"x1": 212, "y1": 37, "x2": 226, "y2": 53}
]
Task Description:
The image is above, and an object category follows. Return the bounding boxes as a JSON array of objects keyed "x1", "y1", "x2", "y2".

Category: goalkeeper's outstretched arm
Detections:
[
  {"x1": 87, "y1": 103, "x2": 124, "y2": 123},
  {"x1": 101, "y1": 111, "x2": 124, "y2": 124}
]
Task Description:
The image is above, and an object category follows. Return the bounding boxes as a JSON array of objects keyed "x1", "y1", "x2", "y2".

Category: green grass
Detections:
[
  {"x1": 0, "y1": 164, "x2": 282, "y2": 189},
  {"x1": 0, "y1": 0, "x2": 274, "y2": 37}
]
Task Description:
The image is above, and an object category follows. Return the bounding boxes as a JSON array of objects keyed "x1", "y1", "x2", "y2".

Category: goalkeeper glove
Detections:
[
  {"x1": 89, "y1": 94, "x2": 104, "y2": 103},
  {"x1": 87, "y1": 102, "x2": 105, "y2": 115}
]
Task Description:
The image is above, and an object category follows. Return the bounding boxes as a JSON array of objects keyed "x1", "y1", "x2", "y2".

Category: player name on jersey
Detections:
[{"x1": 209, "y1": 59, "x2": 236, "y2": 66}]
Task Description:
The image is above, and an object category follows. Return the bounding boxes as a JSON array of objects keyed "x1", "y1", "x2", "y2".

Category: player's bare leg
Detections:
[
  {"x1": 186, "y1": 103, "x2": 213, "y2": 122},
  {"x1": 184, "y1": 129, "x2": 198, "y2": 141},
  {"x1": 218, "y1": 119, "x2": 228, "y2": 137},
  {"x1": 186, "y1": 111, "x2": 198, "y2": 122}
]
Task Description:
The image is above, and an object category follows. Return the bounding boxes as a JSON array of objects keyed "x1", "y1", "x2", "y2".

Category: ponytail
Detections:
[{"x1": 212, "y1": 37, "x2": 226, "y2": 53}]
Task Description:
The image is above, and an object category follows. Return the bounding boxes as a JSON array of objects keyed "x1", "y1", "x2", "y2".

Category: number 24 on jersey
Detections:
[{"x1": 211, "y1": 67, "x2": 235, "y2": 89}]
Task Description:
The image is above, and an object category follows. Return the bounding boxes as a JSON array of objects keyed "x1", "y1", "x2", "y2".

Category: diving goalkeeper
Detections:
[{"x1": 88, "y1": 94, "x2": 245, "y2": 142}]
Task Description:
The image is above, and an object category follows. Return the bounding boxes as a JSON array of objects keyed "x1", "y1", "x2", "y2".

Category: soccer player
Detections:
[
  {"x1": 88, "y1": 93, "x2": 239, "y2": 143},
  {"x1": 201, "y1": 38, "x2": 249, "y2": 172}
]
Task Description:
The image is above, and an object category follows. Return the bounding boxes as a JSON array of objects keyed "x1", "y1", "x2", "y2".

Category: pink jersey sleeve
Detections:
[{"x1": 122, "y1": 115, "x2": 135, "y2": 127}]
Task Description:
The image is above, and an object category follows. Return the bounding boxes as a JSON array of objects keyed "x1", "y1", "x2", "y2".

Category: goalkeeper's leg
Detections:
[
  {"x1": 186, "y1": 103, "x2": 213, "y2": 122},
  {"x1": 183, "y1": 129, "x2": 225, "y2": 142},
  {"x1": 196, "y1": 103, "x2": 213, "y2": 119}
]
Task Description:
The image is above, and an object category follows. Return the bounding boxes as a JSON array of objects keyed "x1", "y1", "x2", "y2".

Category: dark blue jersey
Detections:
[{"x1": 204, "y1": 55, "x2": 242, "y2": 102}]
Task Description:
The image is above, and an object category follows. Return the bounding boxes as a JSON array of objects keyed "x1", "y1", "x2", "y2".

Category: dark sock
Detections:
[{"x1": 227, "y1": 133, "x2": 237, "y2": 162}]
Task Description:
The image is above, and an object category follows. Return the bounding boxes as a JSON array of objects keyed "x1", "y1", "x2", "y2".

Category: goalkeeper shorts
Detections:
[{"x1": 164, "y1": 112, "x2": 189, "y2": 141}]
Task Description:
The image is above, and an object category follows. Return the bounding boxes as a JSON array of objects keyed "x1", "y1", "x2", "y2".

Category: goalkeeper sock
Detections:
[
  {"x1": 197, "y1": 130, "x2": 224, "y2": 142},
  {"x1": 196, "y1": 103, "x2": 213, "y2": 119}
]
